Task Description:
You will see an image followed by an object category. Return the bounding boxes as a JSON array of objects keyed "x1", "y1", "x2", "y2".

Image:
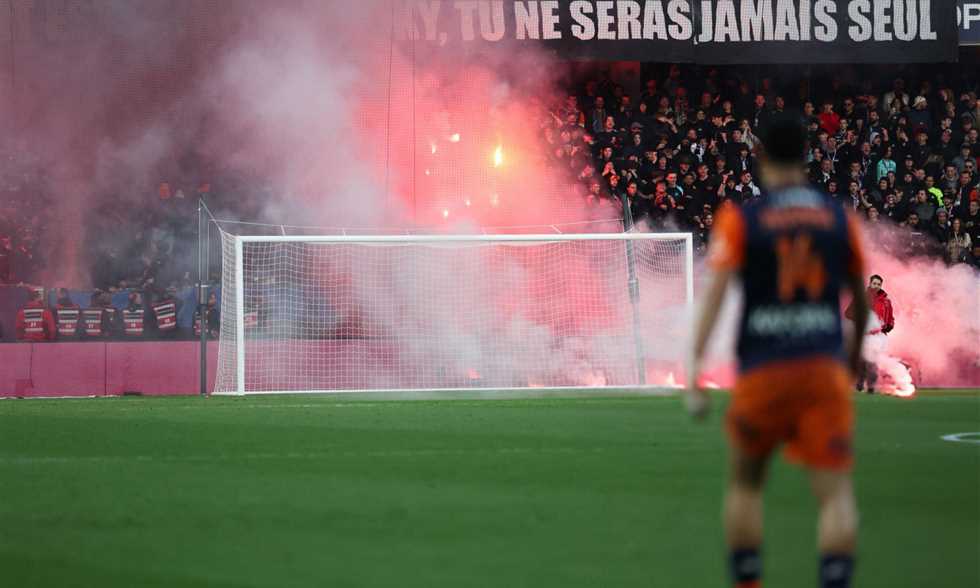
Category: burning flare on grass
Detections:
[
  {"x1": 876, "y1": 354, "x2": 916, "y2": 398},
  {"x1": 865, "y1": 330, "x2": 916, "y2": 398}
]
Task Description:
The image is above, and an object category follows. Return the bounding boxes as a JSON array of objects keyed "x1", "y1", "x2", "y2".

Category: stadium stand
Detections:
[{"x1": 2, "y1": 63, "x2": 979, "y2": 344}]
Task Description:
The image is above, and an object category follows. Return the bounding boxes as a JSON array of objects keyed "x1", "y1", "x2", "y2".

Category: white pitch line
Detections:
[
  {"x1": 0, "y1": 398, "x2": 659, "y2": 412},
  {"x1": 0, "y1": 446, "x2": 608, "y2": 465},
  {"x1": 940, "y1": 432, "x2": 980, "y2": 444}
]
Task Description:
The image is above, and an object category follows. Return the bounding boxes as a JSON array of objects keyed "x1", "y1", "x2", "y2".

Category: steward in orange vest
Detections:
[
  {"x1": 54, "y1": 288, "x2": 82, "y2": 340},
  {"x1": 16, "y1": 289, "x2": 55, "y2": 341}
]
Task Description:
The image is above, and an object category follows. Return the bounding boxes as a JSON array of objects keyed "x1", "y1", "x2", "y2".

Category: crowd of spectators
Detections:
[
  {"x1": 83, "y1": 180, "x2": 206, "y2": 294},
  {"x1": 3, "y1": 62, "x2": 980, "y2": 343},
  {"x1": 0, "y1": 142, "x2": 52, "y2": 284},
  {"x1": 543, "y1": 64, "x2": 980, "y2": 266},
  {"x1": 1, "y1": 169, "x2": 219, "y2": 341}
]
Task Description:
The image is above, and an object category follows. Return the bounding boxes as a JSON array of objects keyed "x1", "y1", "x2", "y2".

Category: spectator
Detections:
[
  {"x1": 826, "y1": 179, "x2": 841, "y2": 199},
  {"x1": 734, "y1": 171, "x2": 762, "y2": 202},
  {"x1": 883, "y1": 78, "x2": 910, "y2": 111},
  {"x1": 652, "y1": 181, "x2": 676, "y2": 226},
  {"x1": 811, "y1": 157, "x2": 835, "y2": 188},
  {"x1": 882, "y1": 190, "x2": 908, "y2": 223},
  {"x1": 939, "y1": 164, "x2": 961, "y2": 198},
  {"x1": 749, "y1": 94, "x2": 770, "y2": 131},
  {"x1": 694, "y1": 211, "x2": 713, "y2": 254},
  {"x1": 818, "y1": 101, "x2": 841, "y2": 136},
  {"x1": 665, "y1": 172, "x2": 684, "y2": 200},
  {"x1": 946, "y1": 218, "x2": 973, "y2": 265},
  {"x1": 589, "y1": 96, "x2": 608, "y2": 134},
  {"x1": 629, "y1": 182, "x2": 654, "y2": 226},
  {"x1": 958, "y1": 199, "x2": 980, "y2": 239},
  {"x1": 868, "y1": 177, "x2": 891, "y2": 210},
  {"x1": 903, "y1": 211, "x2": 921, "y2": 230},
  {"x1": 877, "y1": 146, "x2": 897, "y2": 181},
  {"x1": 956, "y1": 170, "x2": 977, "y2": 205},
  {"x1": 912, "y1": 189, "x2": 937, "y2": 223},
  {"x1": 925, "y1": 176, "x2": 946, "y2": 208},
  {"x1": 952, "y1": 144, "x2": 974, "y2": 173},
  {"x1": 717, "y1": 173, "x2": 738, "y2": 204},
  {"x1": 845, "y1": 180, "x2": 864, "y2": 211},
  {"x1": 929, "y1": 208, "x2": 950, "y2": 243},
  {"x1": 908, "y1": 96, "x2": 932, "y2": 134}
]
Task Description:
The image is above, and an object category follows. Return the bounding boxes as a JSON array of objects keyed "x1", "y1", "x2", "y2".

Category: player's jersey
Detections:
[{"x1": 709, "y1": 186, "x2": 866, "y2": 373}]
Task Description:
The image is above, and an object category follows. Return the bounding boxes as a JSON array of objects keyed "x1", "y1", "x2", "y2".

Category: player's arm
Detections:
[
  {"x1": 844, "y1": 211, "x2": 870, "y2": 376},
  {"x1": 845, "y1": 272, "x2": 869, "y2": 377},
  {"x1": 686, "y1": 266, "x2": 733, "y2": 419},
  {"x1": 685, "y1": 203, "x2": 744, "y2": 420},
  {"x1": 882, "y1": 296, "x2": 895, "y2": 333}
]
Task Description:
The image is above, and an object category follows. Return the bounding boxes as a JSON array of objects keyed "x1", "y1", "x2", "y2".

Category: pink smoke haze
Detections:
[
  {"x1": 860, "y1": 224, "x2": 980, "y2": 389},
  {"x1": 2, "y1": 1, "x2": 619, "y2": 285},
  {"x1": 7, "y1": 2, "x2": 971, "y2": 391}
]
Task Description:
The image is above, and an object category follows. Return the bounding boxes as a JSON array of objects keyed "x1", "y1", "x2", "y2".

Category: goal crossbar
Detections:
[{"x1": 236, "y1": 233, "x2": 693, "y2": 243}]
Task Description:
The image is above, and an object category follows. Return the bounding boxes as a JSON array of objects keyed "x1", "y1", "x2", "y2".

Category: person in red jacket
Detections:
[
  {"x1": 846, "y1": 274, "x2": 895, "y2": 393},
  {"x1": 818, "y1": 101, "x2": 842, "y2": 136},
  {"x1": 866, "y1": 274, "x2": 895, "y2": 335},
  {"x1": 16, "y1": 288, "x2": 56, "y2": 341}
]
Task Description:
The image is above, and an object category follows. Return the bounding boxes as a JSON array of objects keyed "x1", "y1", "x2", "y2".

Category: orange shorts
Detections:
[{"x1": 727, "y1": 357, "x2": 854, "y2": 472}]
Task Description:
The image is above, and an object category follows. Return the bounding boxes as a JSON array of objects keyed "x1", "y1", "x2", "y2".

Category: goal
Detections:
[{"x1": 212, "y1": 233, "x2": 694, "y2": 395}]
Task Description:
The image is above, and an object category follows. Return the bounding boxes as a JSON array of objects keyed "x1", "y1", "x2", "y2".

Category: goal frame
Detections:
[{"x1": 226, "y1": 232, "x2": 694, "y2": 395}]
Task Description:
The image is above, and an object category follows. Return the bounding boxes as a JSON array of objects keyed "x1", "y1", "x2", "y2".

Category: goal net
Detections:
[{"x1": 212, "y1": 233, "x2": 693, "y2": 395}]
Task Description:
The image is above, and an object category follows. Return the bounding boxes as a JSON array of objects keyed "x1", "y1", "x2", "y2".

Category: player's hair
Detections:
[
  {"x1": 870, "y1": 274, "x2": 884, "y2": 283},
  {"x1": 760, "y1": 112, "x2": 807, "y2": 165}
]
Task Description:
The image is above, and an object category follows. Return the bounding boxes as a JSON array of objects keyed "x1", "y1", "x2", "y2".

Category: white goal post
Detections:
[{"x1": 213, "y1": 233, "x2": 694, "y2": 395}]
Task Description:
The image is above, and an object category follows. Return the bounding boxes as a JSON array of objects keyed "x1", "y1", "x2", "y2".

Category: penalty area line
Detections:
[
  {"x1": 940, "y1": 432, "x2": 980, "y2": 444},
  {"x1": 0, "y1": 446, "x2": 608, "y2": 465}
]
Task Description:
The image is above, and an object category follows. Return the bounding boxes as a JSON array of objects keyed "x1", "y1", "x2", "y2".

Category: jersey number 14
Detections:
[{"x1": 776, "y1": 233, "x2": 827, "y2": 303}]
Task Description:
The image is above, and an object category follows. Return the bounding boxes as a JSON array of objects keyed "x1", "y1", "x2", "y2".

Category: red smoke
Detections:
[{"x1": 861, "y1": 224, "x2": 980, "y2": 388}]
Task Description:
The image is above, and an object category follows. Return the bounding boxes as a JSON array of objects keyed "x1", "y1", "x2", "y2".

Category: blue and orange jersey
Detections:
[{"x1": 708, "y1": 186, "x2": 866, "y2": 373}]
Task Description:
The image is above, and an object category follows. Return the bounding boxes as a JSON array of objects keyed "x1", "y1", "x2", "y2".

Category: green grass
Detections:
[{"x1": 0, "y1": 390, "x2": 977, "y2": 587}]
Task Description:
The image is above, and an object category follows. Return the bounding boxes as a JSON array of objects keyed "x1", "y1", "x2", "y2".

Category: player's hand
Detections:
[{"x1": 684, "y1": 386, "x2": 711, "y2": 421}]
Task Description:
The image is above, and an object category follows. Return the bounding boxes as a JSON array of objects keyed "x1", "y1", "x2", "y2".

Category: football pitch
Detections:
[{"x1": 1, "y1": 390, "x2": 977, "y2": 587}]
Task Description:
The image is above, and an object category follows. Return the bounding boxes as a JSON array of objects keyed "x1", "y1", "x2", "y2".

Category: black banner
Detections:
[
  {"x1": 395, "y1": 1, "x2": 959, "y2": 63},
  {"x1": 960, "y1": 0, "x2": 980, "y2": 45},
  {"x1": 693, "y1": 0, "x2": 959, "y2": 63},
  {"x1": 393, "y1": 0, "x2": 695, "y2": 61}
]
